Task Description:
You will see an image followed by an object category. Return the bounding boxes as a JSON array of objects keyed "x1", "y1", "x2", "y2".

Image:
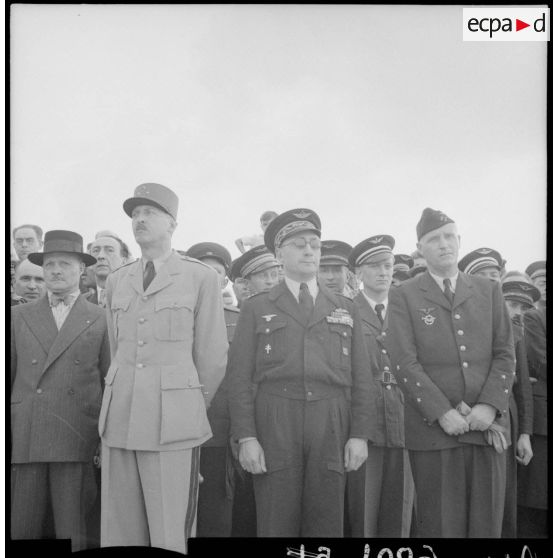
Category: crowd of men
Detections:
[{"x1": 10, "y1": 182, "x2": 547, "y2": 553}]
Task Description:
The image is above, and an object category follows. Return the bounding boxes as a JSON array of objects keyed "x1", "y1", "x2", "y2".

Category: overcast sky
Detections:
[{"x1": 10, "y1": 4, "x2": 547, "y2": 271}]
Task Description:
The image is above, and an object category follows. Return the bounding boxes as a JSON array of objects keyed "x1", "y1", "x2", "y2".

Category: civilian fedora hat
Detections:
[{"x1": 28, "y1": 230, "x2": 97, "y2": 267}]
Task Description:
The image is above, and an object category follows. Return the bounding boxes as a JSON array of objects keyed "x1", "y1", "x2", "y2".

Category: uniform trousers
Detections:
[
  {"x1": 100, "y1": 444, "x2": 199, "y2": 554},
  {"x1": 345, "y1": 445, "x2": 414, "y2": 537},
  {"x1": 410, "y1": 445, "x2": 506, "y2": 538},
  {"x1": 11, "y1": 461, "x2": 96, "y2": 551},
  {"x1": 502, "y1": 395, "x2": 518, "y2": 538},
  {"x1": 253, "y1": 389, "x2": 350, "y2": 537}
]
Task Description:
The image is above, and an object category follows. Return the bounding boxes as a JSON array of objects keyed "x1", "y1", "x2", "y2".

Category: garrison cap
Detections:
[
  {"x1": 502, "y1": 280, "x2": 540, "y2": 308},
  {"x1": 394, "y1": 254, "x2": 414, "y2": 273},
  {"x1": 349, "y1": 235, "x2": 395, "y2": 268},
  {"x1": 229, "y1": 244, "x2": 279, "y2": 281},
  {"x1": 416, "y1": 208, "x2": 455, "y2": 241},
  {"x1": 458, "y1": 247, "x2": 503, "y2": 275},
  {"x1": 185, "y1": 242, "x2": 232, "y2": 271},
  {"x1": 525, "y1": 260, "x2": 546, "y2": 280},
  {"x1": 29, "y1": 230, "x2": 97, "y2": 267},
  {"x1": 264, "y1": 208, "x2": 321, "y2": 253},
  {"x1": 123, "y1": 183, "x2": 179, "y2": 220},
  {"x1": 320, "y1": 240, "x2": 352, "y2": 267}
]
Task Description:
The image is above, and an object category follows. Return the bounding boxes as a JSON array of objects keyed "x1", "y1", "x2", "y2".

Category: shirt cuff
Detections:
[{"x1": 239, "y1": 437, "x2": 257, "y2": 444}]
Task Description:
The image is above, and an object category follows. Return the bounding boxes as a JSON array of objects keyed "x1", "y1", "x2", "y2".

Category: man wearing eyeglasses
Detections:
[{"x1": 227, "y1": 208, "x2": 374, "y2": 537}]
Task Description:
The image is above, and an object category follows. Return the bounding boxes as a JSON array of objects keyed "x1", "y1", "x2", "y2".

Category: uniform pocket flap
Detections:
[
  {"x1": 327, "y1": 461, "x2": 345, "y2": 474},
  {"x1": 161, "y1": 365, "x2": 202, "y2": 390},
  {"x1": 328, "y1": 323, "x2": 352, "y2": 336},
  {"x1": 155, "y1": 296, "x2": 194, "y2": 312},
  {"x1": 104, "y1": 365, "x2": 118, "y2": 385},
  {"x1": 255, "y1": 321, "x2": 287, "y2": 335},
  {"x1": 111, "y1": 297, "x2": 132, "y2": 311}
]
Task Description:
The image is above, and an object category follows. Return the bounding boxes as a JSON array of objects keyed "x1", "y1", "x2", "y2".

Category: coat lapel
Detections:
[
  {"x1": 144, "y1": 252, "x2": 181, "y2": 297},
  {"x1": 41, "y1": 295, "x2": 99, "y2": 375},
  {"x1": 19, "y1": 296, "x2": 58, "y2": 355},
  {"x1": 126, "y1": 258, "x2": 144, "y2": 296},
  {"x1": 308, "y1": 283, "x2": 337, "y2": 328},
  {"x1": 453, "y1": 272, "x2": 474, "y2": 308},
  {"x1": 269, "y1": 281, "x2": 308, "y2": 327},
  {"x1": 419, "y1": 271, "x2": 452, "y2": 311},
  {"x1": 354, "y1": 291, "x2": 382, "y2": 334}
]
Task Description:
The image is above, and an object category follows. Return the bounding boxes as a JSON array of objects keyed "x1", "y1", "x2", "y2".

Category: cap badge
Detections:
[
  {"x1": 519, "y1": 285, "x2": 529, "y2": 291},
  {"x1": 369, "y1": 237, "x2": 383, "y2": 244},
  {"x1": 476, "y1": 248, "x2": 492, "y2": 255},
  {"x1": 322, "y1": 242, "x2": 333, "y2": 249},
  {"x1": 293, "y1": 210, "x2": 311, "y2": 219},
  {"x1": 439, "y1": 214, "x2": 449, "y2": 222},
  {"x1": 419, "y1": 307, "x2": 436, "y2": 326}
]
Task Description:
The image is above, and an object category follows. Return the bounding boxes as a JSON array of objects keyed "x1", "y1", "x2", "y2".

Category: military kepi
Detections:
[
  {"x1": 264, "y1": 208, "x2": 321, "y2": 253},
  {"x1": 525, "y1": 260, "x2": 545, "y2": 280},
  {"x1": 320, "y1": 240, "x2": 352, "y2": 267},
  {"x1": 185, "y1": 242, "x2": 232, "y2": 271},
  {"x1": 502, "y1": 280, "x2": 540, "y2": 308},
  {"x1": 123, "y1": 182, "x2": 179, "y2": 220},
  {"x1": 349, "y1": 235, "x2": 395, "y2": 268},
  {"x1": 416, "y1": 208, "x2": 454, "y2": 240},
  {"x1": 458, "y1": 247, "x2": 503, "y2": 275},
  {"x1": 230, "y1": 245, "x2": 280, "y2": 281},
  {"x1": 28, "y1": 230, "x2": 97, "y2": 267}
]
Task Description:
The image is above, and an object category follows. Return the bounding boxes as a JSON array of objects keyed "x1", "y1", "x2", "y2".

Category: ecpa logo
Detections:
[{"x1": 463, "y1": 8, "x2": 549, "y2": 41}]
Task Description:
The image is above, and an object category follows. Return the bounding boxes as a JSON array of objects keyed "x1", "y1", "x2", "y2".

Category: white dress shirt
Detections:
[
  {"x1": 48, "y1": 289, "x2": 81, "y2": 330},
  {"x1": 284, "y1": 276, "x2": 319, "y2": 302},
  {"x1": 361, "y1": 291, "x2": 389, "y2": 320},
  {"x1": 429, "y1": 270, "x2": 459, "y2": 294}
]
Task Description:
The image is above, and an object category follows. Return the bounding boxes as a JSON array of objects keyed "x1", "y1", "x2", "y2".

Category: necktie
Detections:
[
  {"x1": 375, "y1": 303, "x2": 385, "y2": 325},
  {"x1": 298, "y1": 282, "x2": 314, "y2": 322},
  {"x1": 443, "y1": 278, "x2": 454, "y2": 304},
  {"x1": 50, "y1": 294, "x2": 72, "y2": 307},
  {"x1": 143, "y1": 260, "x2": 156, "y2": 291}
]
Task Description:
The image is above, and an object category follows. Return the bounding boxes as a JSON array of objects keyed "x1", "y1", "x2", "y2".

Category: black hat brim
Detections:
[{"x1": 28, "y1": 251, "x2": 97, "y2": 267}]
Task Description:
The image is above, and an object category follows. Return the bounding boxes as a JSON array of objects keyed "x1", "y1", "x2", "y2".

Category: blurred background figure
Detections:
[
  {"x1": 13, "y1": 224, "x2": 44, "y2": 262},
  {"x1": 392, "y1": 254, "x2": 414, "y2": 287},
  {"x1": 525, "y1": 261, "x2": 546, "y2": 310},
  {"x1": 408, "y1": 248, "x2": 426, "y2": 278},
  {"x1": 458, "y1": 247, "x2": 503, "y2": 283},
  {"x1": 12, "y1": 259, "x2": 47, "y2": 304},
  {"x1": 235, "y1": 211, "x2": 278, "y2": 254},
  {"x1": 318, "y1": 240, "x2": 352, "y2": 296},
  {"x1": 229, "y1": 245, "x2": 281, "y2": 297}
]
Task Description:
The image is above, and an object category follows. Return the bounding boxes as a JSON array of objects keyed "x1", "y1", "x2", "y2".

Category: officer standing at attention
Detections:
[
  {"x1": 227, "y1": 208, "x2": 374, "y2": 537},
  {"x1": 345, "y1": 235, "x2": 413, "y2": 537},
  {"x1": 318, "y1": 240, "x2": 353, "y2": 296},
  {"x1": 184, "y1": 242, "x2": 239, "y2": 538},
  {"x1": 388, "y1": 208, "x2": 515, "y2": 537},
  {"x1": 98, "y1": 183, "x2": 228, "y2": 554}
]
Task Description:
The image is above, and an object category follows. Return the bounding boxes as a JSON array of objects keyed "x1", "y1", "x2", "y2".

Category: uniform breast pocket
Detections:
[
  {"x1": 154, "y1": 296, "x2": 194, "y2": 341},
  {"x1": 328, "y1": 323, "x2": 352, "y2": 370},
  {"x1": 110, "y1": 297, "x2": 132, "y2": 340},
  {"x1": 256, "y1": 321, "x2": 287, "y2": 367}
]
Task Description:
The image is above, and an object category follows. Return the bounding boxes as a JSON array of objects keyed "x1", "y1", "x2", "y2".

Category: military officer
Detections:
[
  {"x1": 388, "y1": 208, "x2": 515, "y2": 537},
  {"x1": 184, "y1": 241, "x2": 241, "y2": 537},
  {"x1": 458, "y1": 247, "x2": 504, "y2": 283},
  {"x1": 345, "y1": 235, "x2": 413, "y2": 537},
  {"x1": 392, "y1": 254, "x2": 414, "y2": 286},
  {"x1": 229, "y1": 244, "x2": 281, "y2": 297},
  {"x1": 518, "y1": 260, "x2": 547, "y2": 537},
  {"x1": 318, "y1": 240, "x2": 353, "y2": 296},
  {"x1": 227, "y1": 208, "x2": 374, "y2": 537},
  {"x1": 99, "y1": 183, "x2": 229, "y2": 553}
]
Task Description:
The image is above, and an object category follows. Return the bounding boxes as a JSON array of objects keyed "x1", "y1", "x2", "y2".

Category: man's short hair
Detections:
[
  {"x1": 260, "y1": 211, "x2": 278, "y2": 222},
  {"x1": 13, "y1": 224, "x2": 44, "y2": 241},
  {"x1": 92, "y1": 231, "x2": 131, "y2": 259}
]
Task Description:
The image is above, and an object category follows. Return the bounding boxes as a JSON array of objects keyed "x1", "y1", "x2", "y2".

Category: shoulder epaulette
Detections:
[{"x1": 179, "y1": 255, "x2": 214, "y2": 271}]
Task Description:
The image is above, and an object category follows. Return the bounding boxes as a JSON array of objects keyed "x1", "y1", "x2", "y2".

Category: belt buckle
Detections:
[{"x1": 382, "y1": 371, "x2": 396, "y2": 385}]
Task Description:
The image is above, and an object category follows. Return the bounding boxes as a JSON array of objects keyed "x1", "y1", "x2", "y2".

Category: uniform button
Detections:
[
  {"x1": 142, "y1": 296, "x2": 148, "y2": 301},
  {"x1": 386, "y1": 385, "x2": 392, "y2": 390},
  {"x1": 454, "y1": 314, "x2": 461, "y2": 320},
  {"x1": 463, "y1": 362, "x2": 469, "y2": 369},
  {"x1": 501, "y1": 374, "x2": 506, "y2": 379},
  {"x1": 137, "y1": 363, "x2": 145, "y2": 369},
  {"x1": 383, "y1": 366, "x2": 389, "y2": 371},
  {"x1": 416, "y1": 397, "x2": 422, "y2": 403},
  {"x1": 31, "y1": 359, "x2": 38, "y2": 364},
  {"x1": 265, "y1": 328, "x2": 270, "y2": 334},
  {"x1": 504, "y1": 389, "x2": 509, "y2": 393},
  {"x1": 423, "y1": 418, "x2": 428, "y2": 422},
  {"x1": 416, "y1": 382, "x2": 421, "y2": 387},
  {"x1": 139, "y1": 318, "x2": 146, "y2": 324},
  {"x1": 381, "y1": 332, "x2": 386, "y2": 337},
  {"x1": 283, "y1": 387, "x2": 287, "y2": 392},
  {"x1": 457, "y1": 330, "x2": 464, "y2": 336},
  {"x1": 36, "y1": 388, "x2": 42, "y2": 394},
  {"x1": 307, "y1": 391, "x2": 313, "y2": 396},
  {"x1": 381, "y1": 349, "x2": 387, "y2": 354},
  {"x1": 396, "y1": 365, "x2": 400, "y2": 371},
  {"x1": 503, "y1": 409, "x2": 507, "y2": 414},
  {"x1": 68, "y1": 388, "x2": 75, "y2": 395},
  {"x1": 403, "y1": 378, "x2": 408, "y2": 382},
  {"x1": 460, "y1": 345, "x2": 466, "y2": 351},
  {"x1": 343, "y1": 332, "x2": 347, "y2": 337},
  {"x1": 138, "y1": 341, "x2": 145, "y2": 346},
  {"x1": 74, "y1": 359, "x2": 80, "y2": 364}
]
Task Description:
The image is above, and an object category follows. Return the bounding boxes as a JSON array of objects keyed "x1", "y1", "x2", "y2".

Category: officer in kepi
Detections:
[
  {"x1": 227, "y1": 208, "x2": 374, "y2": 537},
  {"x1": 98, "y1": 183, "x2": 228, "y2": 554},
  {"x1": 229, "y1": 245, "x2": 281, "y2": 297}
]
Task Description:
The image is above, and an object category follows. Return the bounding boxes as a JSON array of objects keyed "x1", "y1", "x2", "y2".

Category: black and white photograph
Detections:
[{"x1": 8, "y1": 3, "x2": 549, "y2": 557}]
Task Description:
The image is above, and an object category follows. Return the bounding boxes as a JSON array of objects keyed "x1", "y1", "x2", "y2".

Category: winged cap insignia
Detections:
[
  {"x1": 519, "y1": 285, "x2": 529, "y2": 291},
  {"x1": 476, "y1": 248, "x2": 492, "y2": 255},
  {"x1": 322, "y1": 242, "x2": 333, "y2": 249},
  {"x1": 262, "y1": 314, "x2": 277, "y2": 322},
  {"x1": 370, "y1": 236, "x2": 383, "y2": 244},
  {"x1": 293, "y1": 210, "x2": 311, "y2": 218}
]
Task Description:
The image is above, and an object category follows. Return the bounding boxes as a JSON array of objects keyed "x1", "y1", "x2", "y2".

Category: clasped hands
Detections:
[{"x1": 438, "y1": 402, "x2": 497, "y2": 436}]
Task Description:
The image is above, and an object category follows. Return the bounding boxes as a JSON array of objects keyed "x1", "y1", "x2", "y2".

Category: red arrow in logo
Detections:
[{"x1": 516, "y1": 19, "x2": 530, "y2": 31}]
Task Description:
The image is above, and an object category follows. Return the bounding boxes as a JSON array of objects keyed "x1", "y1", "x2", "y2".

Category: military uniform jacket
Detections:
[
  {"x1": 511, "y1": 320, "x2": 533, "y2": 436},
  {"x1": 227, "y1": 280, "x2": 374, "y2": 442},
  {"x1": 388, "y1": 271, "x2": 515, "y2": 451},
  {"x1": 11, "y1": 295, "x2": 110, "y2": 463},
  {"x1": 98, "y1": 251, "x2": 229, "y2": 451},
  {"x1": 523, "y1": 307, "x2": 546, "y2": 436},
  {"x1": 353, "y1": 291, "x2": 404, "y2": 448}
]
